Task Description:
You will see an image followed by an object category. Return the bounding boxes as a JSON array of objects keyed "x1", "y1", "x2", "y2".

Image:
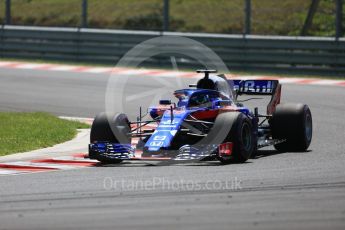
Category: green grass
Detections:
[
  {"x1": 0, "y1": 112, "x2": 90, "y2": 156},
  {"x1": 0, "y1": 0, "x2": 342, "y2": 36}
]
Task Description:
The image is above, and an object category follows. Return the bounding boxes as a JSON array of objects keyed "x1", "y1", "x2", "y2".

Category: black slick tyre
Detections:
[
  {"x1": 270, "y1": 103, "x2": 312, "y2": 152},
  {"x1": 214, "y1": 112, "x2": 255, "y2": 164},
  {"x1": 90, "y1": 112, "x2": 131, "y2": 163}
]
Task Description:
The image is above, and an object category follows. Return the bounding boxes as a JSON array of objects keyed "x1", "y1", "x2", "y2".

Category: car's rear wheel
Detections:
[
  {"x1": 90, "y1": 112, "x2": 131, "y2": 163},
  {"x1": 270, "y1": 103, "x2": 312, "y2": 152}
]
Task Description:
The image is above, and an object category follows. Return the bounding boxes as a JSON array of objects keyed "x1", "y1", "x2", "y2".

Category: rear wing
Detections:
[
  {"x1": 231, "y1": 80, "x2": 278, "y2": 95},
  {"x1": 229, "y1": 79, "x2": 282, "y2": 115}
]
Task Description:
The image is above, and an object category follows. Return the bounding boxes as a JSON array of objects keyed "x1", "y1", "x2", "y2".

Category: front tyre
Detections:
[
  {"x1": 216, "y1": 112, "x2": 255, "y2": 164},
  {"x1": 270, "y1": 103, "x2": 312, "y2": 152},
  {"x1": 90, "y1": 112, "x2": 131, "y2": 164}
]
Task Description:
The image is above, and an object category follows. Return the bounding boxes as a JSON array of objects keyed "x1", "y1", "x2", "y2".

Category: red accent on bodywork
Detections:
[
  {"x1": 192, "y1": 106, "x2": 240, "y2": 120},
  {"x1": 219, "y1": 142, "x2": 233, "y2": 156},
  {"x1": 267, "y1": 83, "x2": 281, "y2": 115},
  {"x1": 192, "y1": 110, "x2": 219, "y2": 120}
]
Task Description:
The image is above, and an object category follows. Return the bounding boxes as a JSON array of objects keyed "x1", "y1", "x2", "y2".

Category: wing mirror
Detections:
[{"x1": 159, "y1": 99, "x2": 172, "y2": 105}]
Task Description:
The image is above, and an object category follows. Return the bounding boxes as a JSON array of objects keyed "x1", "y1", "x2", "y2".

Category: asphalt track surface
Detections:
[{"x1": 0, "y1": 68, "x2": 345, "y2": 230}]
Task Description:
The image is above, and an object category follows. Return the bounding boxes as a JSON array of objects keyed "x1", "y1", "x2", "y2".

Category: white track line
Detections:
[
  {"x1": 14, "y1": 63, "x2": 50, "y2": 69},
  {"x1": 0, "y1": 169, "x2": 27, "y2": 175},
  {"x1": 0, "y1": 61, "x2": 17, "y2": 67},
  {"x1": 49, "y1": 66, "x2": 81, "y2": 71},
  {"x1": 119, "y1": 69, "x2": 156, "y2": 75},
  {"x1": 310, "y1": 80, "x2": 344, "y2": 85},
  {"x1": 51, "y1": 156, "x2": 98, "y2": 162},
  {"x1": 84, "y1": 67, "x2": 112, "y2": 73},
  {"x1": 152, "y1": 71, "x2": 193, "y2": 77}
]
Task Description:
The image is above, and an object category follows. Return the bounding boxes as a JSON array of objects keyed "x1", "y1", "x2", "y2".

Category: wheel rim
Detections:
[
  {"x1": 305, "y1": 113, "x2": 312, "y2": 142},
  {"x1": 241, "y1": 123, "x2": 252, "y2": 151}
]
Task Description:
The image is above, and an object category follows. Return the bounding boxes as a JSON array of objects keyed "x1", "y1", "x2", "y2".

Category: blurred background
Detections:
[
  {"x1": 0, "y1": 0, "x2": 343, "y2": 37},
  {"x1": 0, "y1": 0, "x2": 343, "y2": 76}
]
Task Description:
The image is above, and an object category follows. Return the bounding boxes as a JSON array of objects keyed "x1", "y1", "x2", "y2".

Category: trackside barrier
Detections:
[{"x1": 0, "y1": 25, "x2": 344, "y2": 75}]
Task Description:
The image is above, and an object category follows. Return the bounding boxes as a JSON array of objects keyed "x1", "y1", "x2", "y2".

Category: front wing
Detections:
[{"x1": 89, "y1": 142, "x2": 219, "y2": 161}]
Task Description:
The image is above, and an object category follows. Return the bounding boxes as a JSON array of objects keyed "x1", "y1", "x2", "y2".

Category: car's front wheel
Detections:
[
  {"x1": 90, "y1": 112, "x2": 131, "y2": 163},
  {"x1": 206, "y1": 112, "x2": 255, "y2": 164}
]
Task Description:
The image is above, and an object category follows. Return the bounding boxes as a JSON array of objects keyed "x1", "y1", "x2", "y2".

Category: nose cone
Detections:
[{"x1": 144, "y1": 110, "x2": 189, "y2": 151}]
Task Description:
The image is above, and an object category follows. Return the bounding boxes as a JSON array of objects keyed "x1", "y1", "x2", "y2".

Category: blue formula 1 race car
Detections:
[{"x1": 89, "y1": 70, "x2": 313, "y2": 164}]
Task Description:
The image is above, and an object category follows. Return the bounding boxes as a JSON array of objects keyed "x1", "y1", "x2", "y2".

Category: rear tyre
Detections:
[
  {"x1": 90, "y1": 112, "x2": 131, "y2": 163},
  {"x1": 270, "y1": 103, "x2": 312, "y2": 152},
  {"x1": 215, "y1": 112, "x2": 255, "y2": 164}
]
